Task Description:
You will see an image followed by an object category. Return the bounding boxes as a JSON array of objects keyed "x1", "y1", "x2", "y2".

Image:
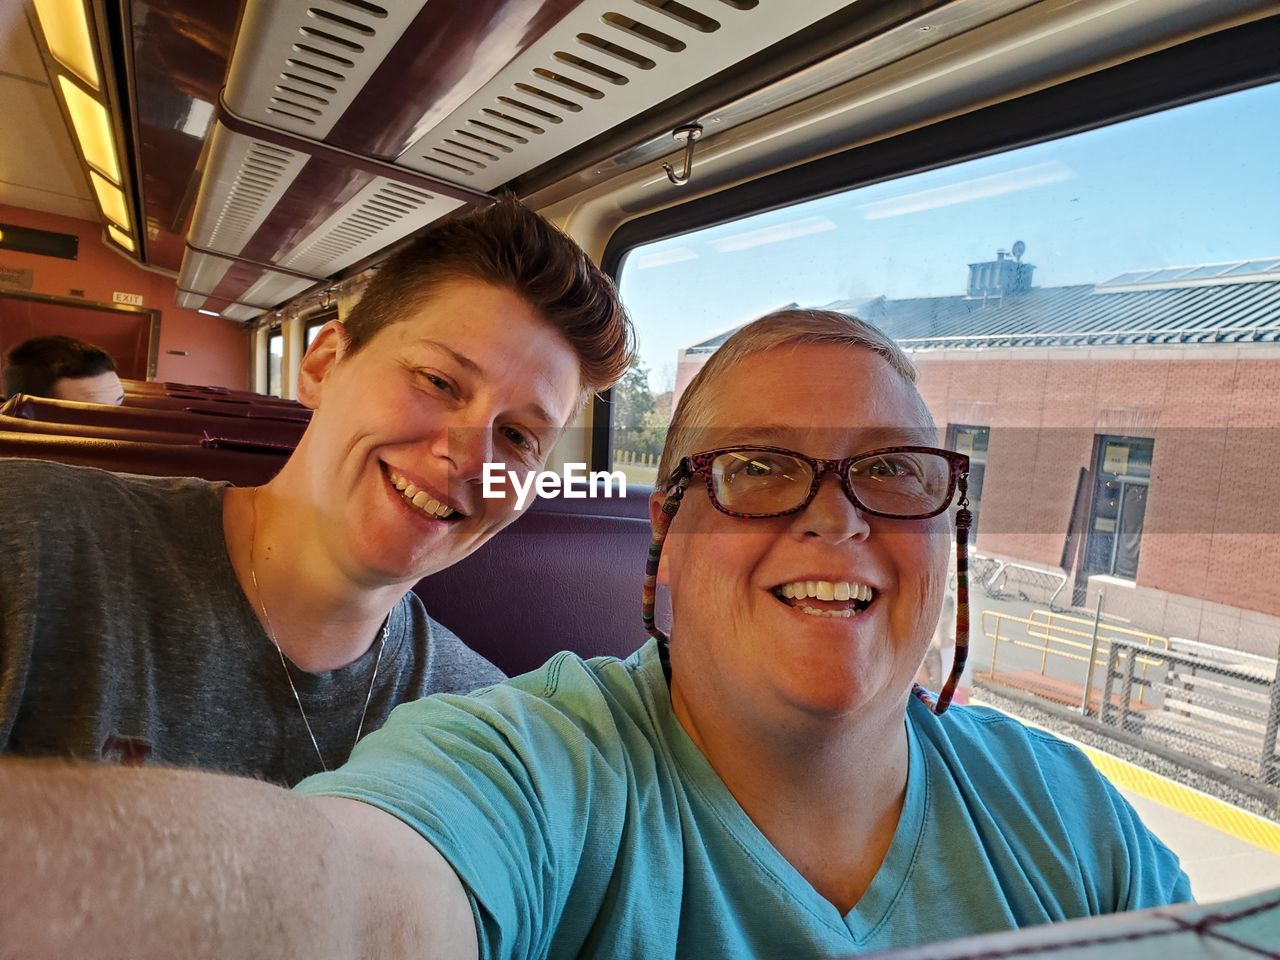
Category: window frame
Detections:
[{"x1": 592, "y1": 17, "x2": 1280, "y2": 470}]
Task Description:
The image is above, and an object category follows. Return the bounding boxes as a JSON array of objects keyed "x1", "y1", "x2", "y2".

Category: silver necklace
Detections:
[{"x1": 249, "y1": 489, "x2": 387, "y2": 772}]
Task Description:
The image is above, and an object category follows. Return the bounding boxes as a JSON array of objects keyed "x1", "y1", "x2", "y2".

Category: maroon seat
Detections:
[
  {"x1": 124, "y1": 394, "x2": 250, "y2": 411},
  {"x1": 1, "y1": 394, "x2": 306, "y2": 447},
  {"x1": 0, "y1": 413, "x2": 198, "y2": 446},
  {"x1": 120, "y1": 379, "x2": 170, "y2": 395},
  {"x1": 184, "y1": 402, "x2": 310, "y2": 422},
  {"x1": 0, "y1": 432, "x2": 286, "y2": 485},
  {"x1": 415, "y1": 485, "x2": 668, "y2": 676},
  {"x1": 159, "y1": 381, "x2": 231, "y2": 394},
  {"x1": 129, "y1": 392, "x2": 249, "y2": 405},
  {"x1": 122, "y1": 394, "x2": 311, "y2": 421}
]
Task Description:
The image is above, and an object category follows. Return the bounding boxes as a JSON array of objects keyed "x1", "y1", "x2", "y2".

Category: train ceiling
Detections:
[
  {"x1": 21, "y1": 0, "x2": 1274, "y2": 324},
  {"x1": 19, "y1": 0, "x2": 880, "y2": 322}
]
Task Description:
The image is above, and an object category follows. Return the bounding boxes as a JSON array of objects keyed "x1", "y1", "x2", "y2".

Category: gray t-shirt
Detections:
[{"x1": 0, "y1": 458, "x2": 506, "y2": 785}]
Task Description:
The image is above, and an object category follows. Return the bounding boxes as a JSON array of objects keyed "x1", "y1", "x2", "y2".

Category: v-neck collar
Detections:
[{"x1": 639, "y1": 643, "x2": 930, "y2": 944}]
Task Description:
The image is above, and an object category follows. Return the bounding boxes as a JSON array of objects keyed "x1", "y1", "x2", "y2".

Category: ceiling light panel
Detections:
[
  {"x1": 58, "y1": 76, "x2": 120, "y2": 181},
  {"x1": 398, "y1": 0, "x2": 851, "y2": 190},
  {"x1": 188, "y1": 123, "x2": 310, "y2": 254},
  {"x1": 223, "y1": 0, "x2": 429, "y2": 139},
  {"x1": 89, "y1": 170, "x2": 128, "y2": 228},
  {"x1": 106, "y1": 224, "x2": 134, "y2": 251},
  {"x1": 32, "y1": 0, "x2": 100, "y2": 89}
]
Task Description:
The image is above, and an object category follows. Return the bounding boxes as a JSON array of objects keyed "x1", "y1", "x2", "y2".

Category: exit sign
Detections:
[{"x1": 113, "y1": 291, "x2": 144, "y2": 306}]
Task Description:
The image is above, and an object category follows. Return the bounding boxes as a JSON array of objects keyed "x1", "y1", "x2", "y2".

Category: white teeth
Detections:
[
  {"x1": 775, "y1": 580, "x2": 874, "y2": 605},
  {"x1": 796, "y1": 604, "x2": 856, "y2": 618},
  {"x1": 390, "y1": 472, "x2": 457, "y2": 520}
]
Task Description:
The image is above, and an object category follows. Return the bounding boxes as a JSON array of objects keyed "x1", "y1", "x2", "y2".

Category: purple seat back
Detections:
[{"x1": 415, "y1": 487, "x2": 670, "y2": 676}]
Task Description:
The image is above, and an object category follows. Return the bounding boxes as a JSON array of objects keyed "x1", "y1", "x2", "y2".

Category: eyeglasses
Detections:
[
  {"x1": 642, "y1": 444, "x2": 974, "y2": 715},
  {"x1": 688, "y1": 445, "x2": 968, "y2": 520}
]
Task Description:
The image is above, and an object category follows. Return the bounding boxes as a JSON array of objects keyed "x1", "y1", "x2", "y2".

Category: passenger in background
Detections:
[
  {"x1": 2, "y1": 335, "x2": 124, "y2": 404},
  {"x1": 0, "y1": 309, "x2": 1188, "y2": 959},
  {"x1": 0, "y1": 197, "x2": 633, "y2": 785}
]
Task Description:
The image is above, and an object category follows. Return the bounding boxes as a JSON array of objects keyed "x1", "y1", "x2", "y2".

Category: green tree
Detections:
[{"x1": 612, "y1": 363, "x2": 668, "y2": 460}]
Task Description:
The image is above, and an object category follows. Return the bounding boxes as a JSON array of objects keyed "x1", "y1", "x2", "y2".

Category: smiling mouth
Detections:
[
  {"x1": 387, "y1": 470, "x2": 463, "y2": 522},
  {"x1": 770, "y1": 580, "x2": 876, "y2": 619}
]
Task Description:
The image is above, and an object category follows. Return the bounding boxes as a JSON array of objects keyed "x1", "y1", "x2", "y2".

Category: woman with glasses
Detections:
[{"x1": 0, "y1": 309, "x2": 1190, "y2": 960}]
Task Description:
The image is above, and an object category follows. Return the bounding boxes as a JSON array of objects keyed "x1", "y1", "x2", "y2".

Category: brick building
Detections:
[{"x1": 675, "y1": 253, "x2": 1280, "y2": 657}]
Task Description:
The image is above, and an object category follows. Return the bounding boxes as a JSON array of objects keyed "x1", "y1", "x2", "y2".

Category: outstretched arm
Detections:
[{"x1": 1, "y1": 760, "x2": 477, "y2": 960}]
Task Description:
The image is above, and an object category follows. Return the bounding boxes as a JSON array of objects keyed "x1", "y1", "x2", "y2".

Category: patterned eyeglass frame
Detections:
[{"x1": 642, "y1": 444, "x2": 973, "y2": 715}]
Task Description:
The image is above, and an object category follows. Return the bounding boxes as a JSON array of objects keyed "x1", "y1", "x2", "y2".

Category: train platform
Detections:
[{"x1": 974, "y1": 697, "x2": 1280, "y2": 902}]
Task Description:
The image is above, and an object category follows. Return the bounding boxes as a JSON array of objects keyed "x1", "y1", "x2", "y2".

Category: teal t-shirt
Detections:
[{"x1": 296, "y1": 639, "x2": 1191, "y2": 959}]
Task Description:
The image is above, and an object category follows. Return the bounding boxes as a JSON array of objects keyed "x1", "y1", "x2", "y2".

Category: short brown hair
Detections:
[
  {"x1": 342, "y1": 195, "x2": 634, "y2": 393},
  {"x1": 3, "y1": 335, "x2": 117, "y2": 400},
  {"x1": 656, "y1": 308, "x2": 925, "y2": 487}
]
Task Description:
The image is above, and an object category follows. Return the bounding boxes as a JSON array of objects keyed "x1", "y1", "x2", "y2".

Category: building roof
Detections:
[{"x1": 683, "y1": 260, "x2": 1280, "y2": 353}]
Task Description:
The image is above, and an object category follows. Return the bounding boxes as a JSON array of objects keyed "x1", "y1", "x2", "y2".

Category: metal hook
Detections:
[{"x1": 662, "y1": 124, "x2": 703, "y2": 186}]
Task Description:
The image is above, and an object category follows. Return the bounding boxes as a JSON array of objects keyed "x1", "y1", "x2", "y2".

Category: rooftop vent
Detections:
[{"x1": 967, "y1": 240, "x2": 1034, "y2": 300}]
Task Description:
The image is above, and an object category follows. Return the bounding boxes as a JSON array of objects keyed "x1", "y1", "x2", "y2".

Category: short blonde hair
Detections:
[{"x1": 655, "y1": 308, "x2": 921, "y2": 488}]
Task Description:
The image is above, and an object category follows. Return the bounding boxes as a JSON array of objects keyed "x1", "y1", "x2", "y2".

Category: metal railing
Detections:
[
  {"x1": 977, "y1": 559, "x2": 1070, "y2": 610},
  {"x1": 1101, "y1": 638, "x2": 1280, "y2": 784},
  {"x1": 980, "y1": 608, "x2": 1168, "y2": 707}
]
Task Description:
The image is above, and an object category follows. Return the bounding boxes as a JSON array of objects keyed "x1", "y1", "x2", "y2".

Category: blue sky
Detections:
[{"x1": 618, "y1": 82, "x2": 1280, "y2": 391}]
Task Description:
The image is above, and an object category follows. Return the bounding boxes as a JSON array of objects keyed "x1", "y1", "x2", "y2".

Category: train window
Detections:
[
  {"x1": 266, "y1": 328, "x2": 284, "y2": 397},
  {"x1": 612, "y1": 81, "x2": 1280, "y2": 494},
  {"x1": 610, "y1": 79, "x2": 1280, "y2": 693}
]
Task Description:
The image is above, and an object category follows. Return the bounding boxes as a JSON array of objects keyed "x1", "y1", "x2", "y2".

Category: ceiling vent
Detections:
[
  {"x1": 178, "y1": 0, "x2": 851, "y2": 319},
  {"x1": 398, "y1": 0, "x2": 849, "y2": 190}
]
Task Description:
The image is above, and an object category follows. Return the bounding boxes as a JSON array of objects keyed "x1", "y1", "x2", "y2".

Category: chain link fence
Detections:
[{"x1": 1102, "y1": 637, "x2": 1280, "y2": 786}]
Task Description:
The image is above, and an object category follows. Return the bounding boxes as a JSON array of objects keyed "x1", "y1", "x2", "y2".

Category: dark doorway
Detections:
[
  {"x1": 1084, "y1": 435, "x2": 1154, "y2": 580},
  {"x1": 0, "y1": 292, "x2": 158, "y2": 380}
]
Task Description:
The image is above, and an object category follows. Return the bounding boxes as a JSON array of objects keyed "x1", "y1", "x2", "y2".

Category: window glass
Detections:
[
  {"x1": 1085, "y1": 435, "x2": 1153, "y2": 581},
  {"x1": 305, "y1": 321, "x2": 324, "y2": 350},
  {"x1": 946, "y1": 425, "x2": 989, "y2": 532},
  {"x1": 615, "y1": 83, "x2": 1279, "y2": 479},
  {"x1": 266, "y1": 329, "x2": 283, "y2": 397},
  {"x1": 305, "y1": 311, "x2": 335, "y2": 350},
  {"x1": 612, "y1": 82, "x2": 1280, "y2": 682}
]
